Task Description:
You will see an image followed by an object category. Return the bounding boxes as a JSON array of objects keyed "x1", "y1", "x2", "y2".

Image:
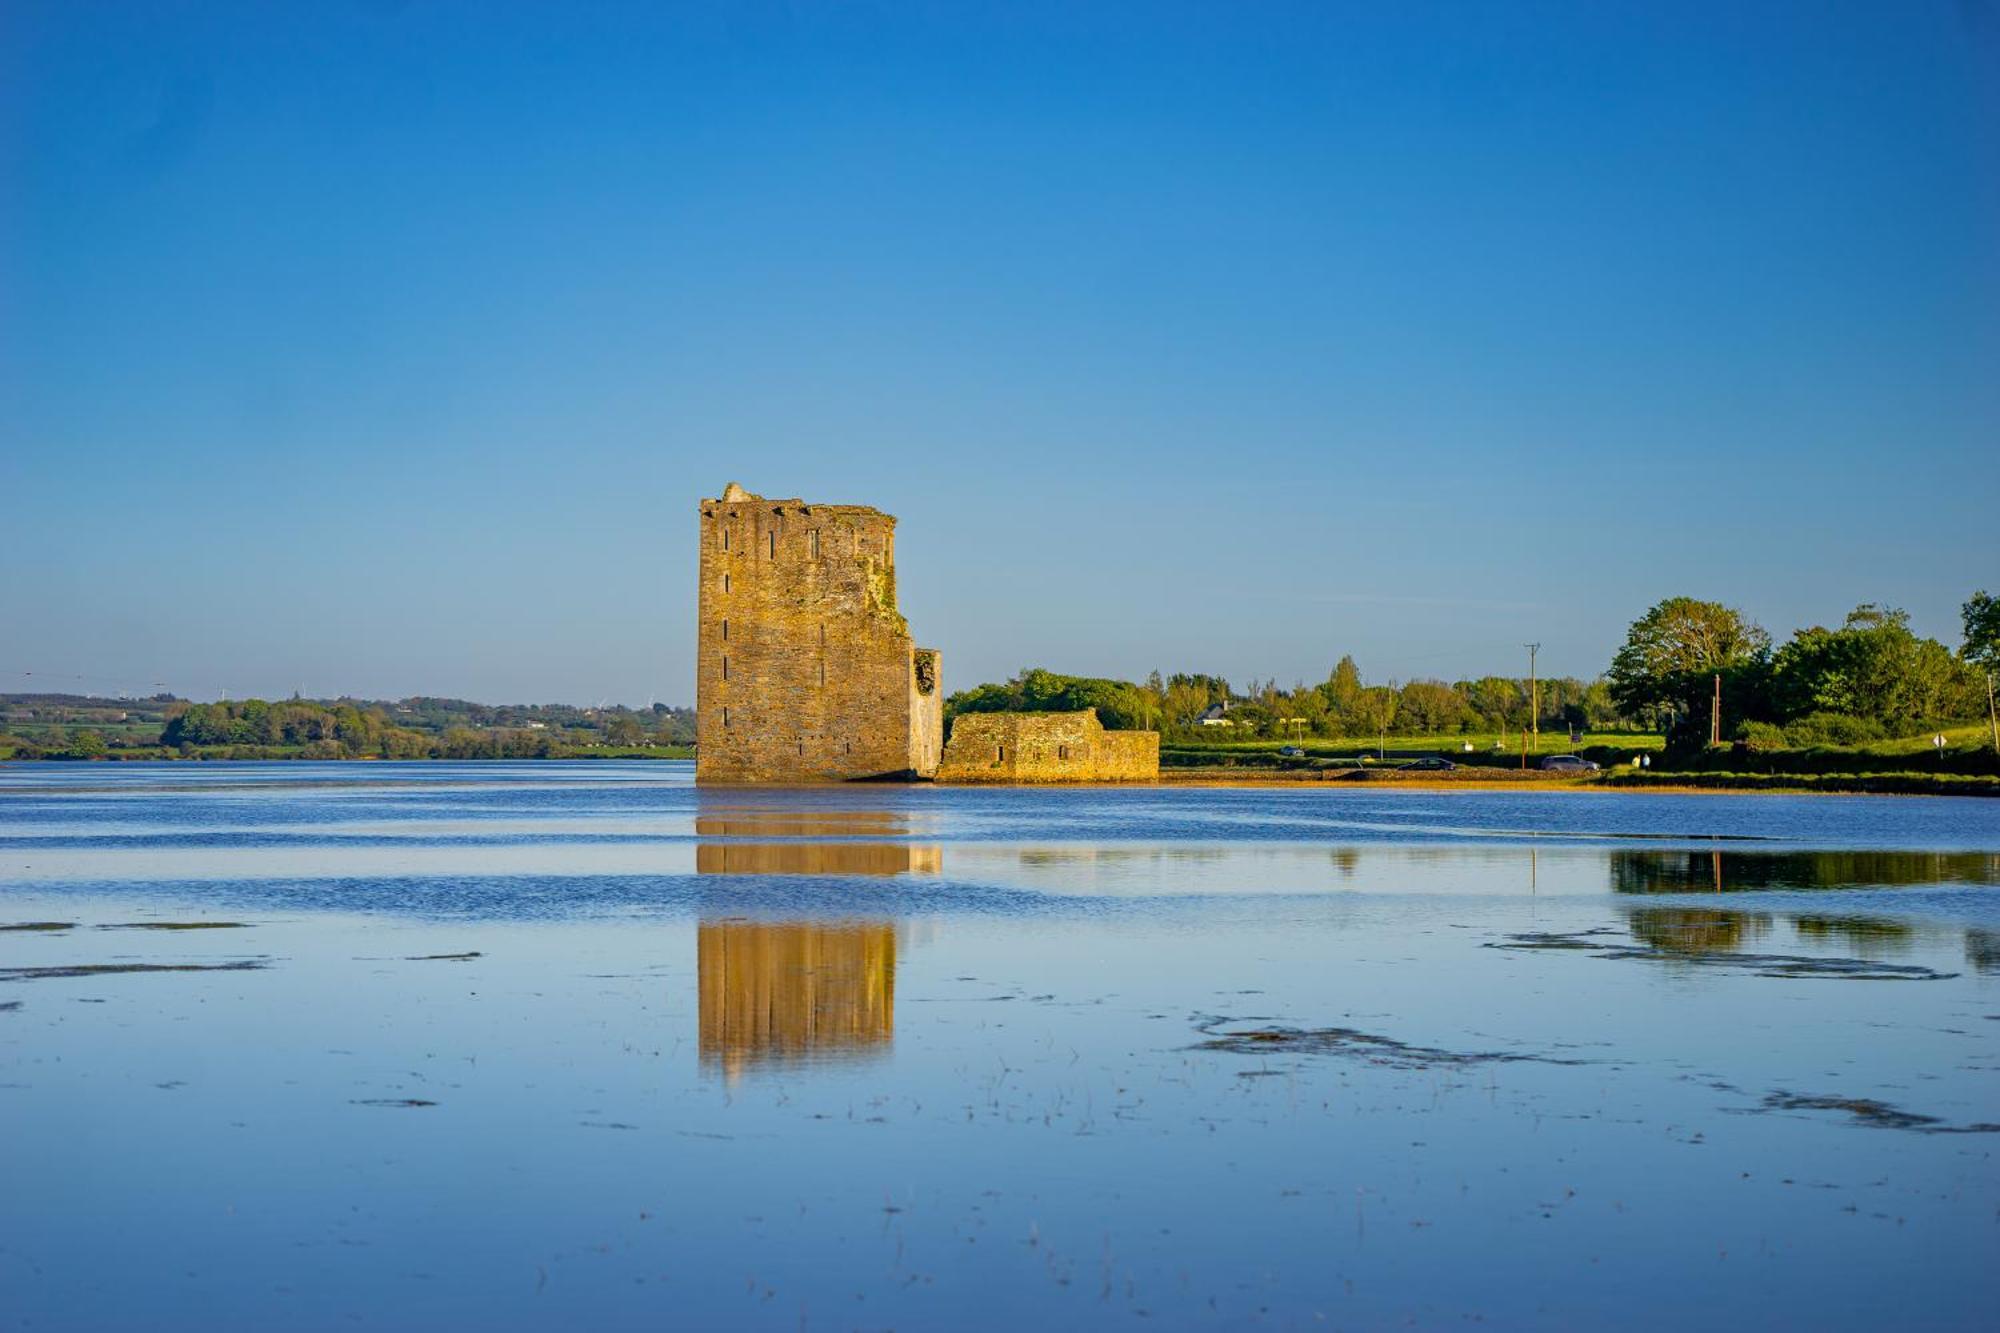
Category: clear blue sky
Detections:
[{"x1": 4, "y1": 2, "x2": 1996, "y2": 705}]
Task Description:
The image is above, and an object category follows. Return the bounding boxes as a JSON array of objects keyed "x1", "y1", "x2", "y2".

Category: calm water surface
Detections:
[{"x1": 2, "y1": 762, "x2": 1997, "y2": 1330}]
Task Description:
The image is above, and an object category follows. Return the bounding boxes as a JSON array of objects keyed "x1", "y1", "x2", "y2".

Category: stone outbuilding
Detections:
[{"x1": 936, "y1": 708, "x2": 1159, "y2": 784}]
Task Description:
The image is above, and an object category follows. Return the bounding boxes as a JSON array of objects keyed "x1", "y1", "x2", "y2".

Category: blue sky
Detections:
[{"x1": 4, "y1": 1, "x2": 1996, "y2": 705}]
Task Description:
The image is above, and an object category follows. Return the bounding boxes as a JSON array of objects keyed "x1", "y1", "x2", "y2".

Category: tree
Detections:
[
  {"x1": 1609, "y1": 597, "x2": 1771, "y2": 746},
  {"x1": 606, "y1": 715, "x2": 644, "y2": 745},
  {"x1": 1350, "y1": 686, "x2": 1398, "y2": 750},
  {"x1": 944, "y1": 668, "x2": 1153, "y2": 733},
  {"x1": 1965, "y1": 590, "x2": 2000, "y2": 754},
  {"x1": 1397, "y1": 679, "x2": 1466, "y2": 733},
  {"x1": 1462, "y1": 676, "x2": 1525, "y2": 733},
  {"x1": 1770, "y1": 605, "x2": 1975, "y2": 734},
  {"x1": 1321, "y1": 656, "x2": 1363, "y2": 718}
]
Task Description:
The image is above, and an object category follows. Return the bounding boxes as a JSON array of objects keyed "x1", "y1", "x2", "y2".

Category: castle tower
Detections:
[{"x1": 696, "y1": 482, "x2": 942, "y2": 783}]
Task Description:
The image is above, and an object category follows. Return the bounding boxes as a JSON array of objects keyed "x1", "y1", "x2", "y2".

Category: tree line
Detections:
[
  {"x1": 946, "y1": 589, "x2": 1999, "y2": 752},
  {"x1": 4, "y1": 696, "x2": 696, "y2": 760},
  {"x1": 946, "y1": 663, "x2": 1632, "y2": 743},
  {"x1": 1608, "y1": 591, "x2": 1998, "y2": 752}
]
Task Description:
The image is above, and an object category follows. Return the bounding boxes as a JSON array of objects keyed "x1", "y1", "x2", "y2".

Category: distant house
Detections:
[{"x1": 1197, "y1": 703, "x2": 1235, "y2": 727}]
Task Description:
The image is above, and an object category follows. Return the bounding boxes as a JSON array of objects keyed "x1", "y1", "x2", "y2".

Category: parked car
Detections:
[
  {"x1": 1401, "y1": 757, "x2": 1457, "y2": 771},
  {"x1": 1277, "y1": 745, "x2": 1305, "y2": 757},
  {"x1": 1540, "y1": 754, "x2": 1600, "y2": 772}
]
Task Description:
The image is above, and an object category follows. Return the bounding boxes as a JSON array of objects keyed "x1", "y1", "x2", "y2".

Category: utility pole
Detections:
[
  {"x1": 1987, "y1": 670, "x2": 1999, "y2": 757},
  {"x1": 1710, "y1": 672, "x2": 1722, "y2": 748},
  {"x1": 1524, "y1": 643, "x2": 1540, "y2": 761}
]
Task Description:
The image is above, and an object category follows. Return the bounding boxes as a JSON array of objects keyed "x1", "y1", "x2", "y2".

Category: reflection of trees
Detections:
[
  {"x1": 698, "y1": 921, "x2": 895, "y2": 1081},
  {"x1": 1967, "y1": 929, "x2": 2000, "y2": 975},
  {"x1": 1014, "y1": 848, "x2": 1229, "y2": 867},
  {"x1": 1792, "y1": 916, "x2": 1913, "y2": 957},
  {"x1": 1625, "y1": 907, "x2": 1769, "y2": 954},
  {"x1": 1611, "y1": 850, "x2": 2000, "y2": 895}
]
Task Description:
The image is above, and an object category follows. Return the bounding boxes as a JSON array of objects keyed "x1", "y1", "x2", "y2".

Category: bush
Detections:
[
  {"x1": 1782, "y1": 712, "x2": 1885, "y2": 747},
  {"x1": 1737, "y1": 721, "x2": 1789, "y2": 752}
]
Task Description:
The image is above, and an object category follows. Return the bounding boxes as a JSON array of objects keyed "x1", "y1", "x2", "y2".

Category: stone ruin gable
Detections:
[
  {"x1": 936, "y1": 708, "x2": 1160, "y2": 784},
  {"x1": 696, "y1": 483, "x2": 941, "y2": 783},
  {"x1": 1092, "y1": 728, "x2": 1161, "y2": 782},
  {"x1": 908, "y1": 647, "x2": 943, "y2": 777}
]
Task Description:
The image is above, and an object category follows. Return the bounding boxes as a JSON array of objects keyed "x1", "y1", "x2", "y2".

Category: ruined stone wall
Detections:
[
  {"x1": 696, "y1": 484, "x2": 940, "y2": 783},
  {"x1": 1092, "y1": 728, "x2": 1162, "y2": 782},
  {"x1": 936, "y1": 708, "x2": 1160, "y2": 784},
  {"x1": 908, "y1": 648, "x2": 943, "y2": 777}
]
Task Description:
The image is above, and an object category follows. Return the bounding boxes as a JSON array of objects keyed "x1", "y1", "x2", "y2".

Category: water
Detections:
[{"x1": 2, "y1": 762, "x2": 1996, "y2": 1330}]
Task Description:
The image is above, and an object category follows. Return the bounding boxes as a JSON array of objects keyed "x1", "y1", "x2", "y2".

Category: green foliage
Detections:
[
  {"x1": 1777, "y1": 711, "x2": 1887, "y2": 747},
  {"x1": 1770, "y1": 605, "x2": 1978, "y2": 732},
  {"x1": 1736, "y1": 721, "x2": 1788, "y2": 752},
  {"x1": 1608, "y1": 597, "x2": 1771, "y2": 746},
  {"x1": 945, "y1": 668, "x2": 1154, "y2": 732},
  {"x1": 1603, "y1": 770, "x2": 2000, "y2": 797},
  {"x1": 1963, "y1": 590, "x2": 2000, "y2": 671},
  {"x1": 1394, "y1": 680, "x2": 1465, "y2": 733}
]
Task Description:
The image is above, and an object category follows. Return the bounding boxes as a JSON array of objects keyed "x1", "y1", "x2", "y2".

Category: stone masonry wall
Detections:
[
  {"x1": 935, "y1": 708, "x2": 1160, "y2": 784},
  {"x1": 696, "y1": 483, "x2": 941, "y2": 783}
]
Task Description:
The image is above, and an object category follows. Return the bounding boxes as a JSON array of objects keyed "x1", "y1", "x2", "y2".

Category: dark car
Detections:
[
  {"x1": 1540, "y1": 754, "x2": 1600, "y2": 772},
  {"x1": 1277, "y1": 745, "x2": 1305, "y2": 758},
  {"x1": 1400, "y1": 757, "x2": 1457, "y2": 771}
]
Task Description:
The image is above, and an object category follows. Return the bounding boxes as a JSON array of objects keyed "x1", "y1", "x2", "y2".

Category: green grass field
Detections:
[{"x1": 1165, "y1": 730, "x2": 1663, "y2": 758}]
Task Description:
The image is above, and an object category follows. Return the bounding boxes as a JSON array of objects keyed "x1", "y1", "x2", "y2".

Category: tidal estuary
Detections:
[{"x1": 2, "y1": 762, "x2": 1996, "y2": 1329}]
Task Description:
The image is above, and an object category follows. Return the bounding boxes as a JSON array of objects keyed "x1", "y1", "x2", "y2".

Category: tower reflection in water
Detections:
[
  {"x1": 697, "y1": 919, "x2": 898, "y2": 1081},
  {"x1": 694, "y1": 824, "x2": 940, "y2": 1081}
]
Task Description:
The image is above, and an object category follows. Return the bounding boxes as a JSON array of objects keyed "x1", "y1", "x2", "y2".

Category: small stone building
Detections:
[
  {"x1": 937, "y1": 708, "x2": 1159, "y2": 784},
  {"x1": 696, "y1": 483, "x2": 942, "y2": 783}
]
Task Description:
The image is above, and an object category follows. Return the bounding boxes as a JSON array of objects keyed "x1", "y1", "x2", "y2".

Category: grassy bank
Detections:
[
  {"x1": 1601, "y1": 770, "x2": 2000, "y2": 797},
  {"x1": 1164, "y1": 731, "x2": 1660, "y2": 771}
]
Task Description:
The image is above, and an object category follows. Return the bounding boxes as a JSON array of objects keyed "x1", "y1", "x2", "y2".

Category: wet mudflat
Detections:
[{"x1": 1, "y1": 762, "x2": 1997, "y2": 1330}]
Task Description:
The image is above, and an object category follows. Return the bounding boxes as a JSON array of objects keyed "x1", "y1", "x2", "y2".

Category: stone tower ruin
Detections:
[{"x1": 696, "y1": 483, "x2": 942, "y2": 783}]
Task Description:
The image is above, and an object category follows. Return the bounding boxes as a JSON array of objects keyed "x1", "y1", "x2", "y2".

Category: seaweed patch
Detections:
[
  {"x1": 1191, "y1": 1015, "x2": 1584, "y2": 1070},
  {"x1": 1750, "y1": 1092, "x2": 2000, "y2": 1135},
  {"x1": 0, "y1": 961, "x2": 268, "y2": 982}
]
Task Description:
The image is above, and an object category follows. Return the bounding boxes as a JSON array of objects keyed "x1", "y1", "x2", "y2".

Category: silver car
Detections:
[{"x1": 1540, "y1": 754, "x2": 1600, "y2": 772}]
